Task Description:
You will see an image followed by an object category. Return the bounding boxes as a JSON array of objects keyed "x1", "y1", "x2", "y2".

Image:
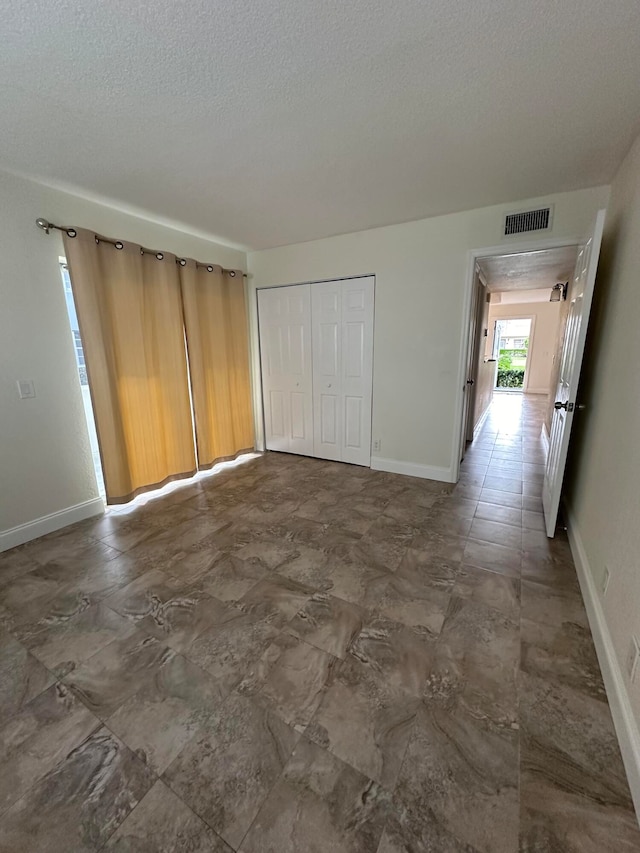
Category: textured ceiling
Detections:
[
  {"x1": 2, "y1": 0, "x2": 640, "y2": 250},
  {"x1": 477, "y1": 246, "x2": 578, "y2": 292}
]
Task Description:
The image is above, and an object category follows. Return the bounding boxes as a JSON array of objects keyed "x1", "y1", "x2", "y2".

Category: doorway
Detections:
[
  {"x1": 459, "y1": 244, "x2": 578, "y2": 470},
  {"x1": 457, "y1": 209, "x2": 606, "y2": 537},
  {"x1": 493, "y1": 317, "x2": 532, "y2": 392},
  {"x1": 460, "y1": 245, "x2": 578, "y2": 510}
]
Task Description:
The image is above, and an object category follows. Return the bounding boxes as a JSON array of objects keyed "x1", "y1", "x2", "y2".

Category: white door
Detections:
[
  {"x1": 311, "y1": 277, "x2": 374, "y2": 466},
  {"x1": 339, "y1": 277, "x2": 374, "y2": 466},
  {"x1": 542, "y1": 209, "x2": 606, "y2": 538},
  {"x1": 258, "y1": 284, "x2": 314, "y2": 455},
  {"x1": 311, "y1": 281, "x2": 342, "y2": 461},
  {"x1": 459, "y1": 274, "x2": 485, "y2": 460}
]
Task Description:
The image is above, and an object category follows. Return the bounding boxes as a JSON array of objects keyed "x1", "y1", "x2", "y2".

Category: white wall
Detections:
[
  {"x1": 248, "y1": 186, "x2": 609, "y2": 480},
  {"x1": 492, "y1": 288, "x2": 554, "y2": 304},
  {"x1": 0, "y1": 170, "x2": 246, "y2": 548},
  {"x1": 487, "y1": 300, "x2": 562, "y2": 394},
  {"x1": 567, "y1": 132, "x2": 640, "y2": 736}
]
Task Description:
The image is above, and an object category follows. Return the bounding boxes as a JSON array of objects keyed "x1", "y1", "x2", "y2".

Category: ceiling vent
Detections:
[{"x1": 503, "y1": 206, "x2": 553, "y2": 237}]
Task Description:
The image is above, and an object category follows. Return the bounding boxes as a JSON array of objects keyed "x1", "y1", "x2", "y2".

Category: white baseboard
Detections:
[
  {"x1": 566, "y1": 506, "x2": 640, "y2": 819},
  {"x1": 371, "y1": 456, "x2": 454, "y2": 483},
  {"x1": 541, "y1": 421, "x2": 550, "y2": 454},
  {"x1": 473, "y1": 402, "x2": 491, "y2": 437},
  {"x1": 0, "y1": 498, "x2": 105, "y2": 553}
]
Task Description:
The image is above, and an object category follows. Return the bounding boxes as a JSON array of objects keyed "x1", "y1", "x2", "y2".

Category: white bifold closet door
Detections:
[
  {"x1": 257, "y1": 284, "x2": 314, "y2": 455},
  {"x1": 311, "y1": 277, "x2": 374, "y2": 466},
  {"x1": 258, "y1": 276, "x2": 374, "y2": 466}
]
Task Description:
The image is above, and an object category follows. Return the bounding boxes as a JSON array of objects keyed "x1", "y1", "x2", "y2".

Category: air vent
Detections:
[{"x1": 504, "y1": 206, "x2": 552, "y2": 236}]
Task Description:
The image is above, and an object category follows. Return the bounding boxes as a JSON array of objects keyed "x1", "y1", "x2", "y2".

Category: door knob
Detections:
[{"x1": 554, "y1": 401, "x2": 574, "y2": 412}]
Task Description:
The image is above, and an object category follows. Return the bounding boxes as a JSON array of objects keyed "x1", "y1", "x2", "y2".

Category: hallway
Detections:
[{"x1": 461, "y1": 391, "x2": 549, "y2": 518}]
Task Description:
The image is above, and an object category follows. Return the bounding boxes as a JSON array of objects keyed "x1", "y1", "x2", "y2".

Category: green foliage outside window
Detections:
[{"x1": 496, "y1": 368, "x2": 525, "y2": 387}]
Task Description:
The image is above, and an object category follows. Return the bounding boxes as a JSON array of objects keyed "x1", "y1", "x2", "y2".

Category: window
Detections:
[{"x1": 59, "y1": 260, "x2": 105, "y2": 498}]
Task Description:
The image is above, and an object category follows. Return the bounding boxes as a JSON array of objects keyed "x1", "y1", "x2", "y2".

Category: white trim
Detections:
[
  {"x1": 473, "y1": 398, "x2": 492, "y2": 437},
  {"x1": 488, "y1": 313, "x2": 536, "y2": 393},
  {"x1": 0, "y1": 498, "x2": 105, "y2": 552},
  {"x1": 566, "y1": 506, "x2": 640, "y2": 820},
  {"x1": 453, "y1": 234, "x2": 582, "y2": 484},
  {"x1": 371, "y1": 456, "x2": 454, "y2": 483},
  {"x1": 540, "y1": 420, "x2": 550, "y2": 453},
  {"x1": 254, "y1": 273, "x2": 376, "y2": 291}
]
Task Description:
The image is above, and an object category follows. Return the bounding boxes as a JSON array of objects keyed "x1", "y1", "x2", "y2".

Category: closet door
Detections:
[
  {"x1": 258, "y1": 285, "x2": 313, "y2": 455},
  {"x1": 312, "y1": 282, "x2": 342, "y2": 461},
  {"x1": 340, "y1": 277, "x2": 374, "y2": 466},
  {"x1": 311, "y1": 276, "x2": 374, "y2": 466}
]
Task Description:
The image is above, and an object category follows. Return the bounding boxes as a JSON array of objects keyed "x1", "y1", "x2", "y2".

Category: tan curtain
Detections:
[
  {"x1": 179, "y1": 261, "x2": 254, "y2": 468},
  {"x1": 63, "y1": 229, "x2": 196, "y2": 504}
]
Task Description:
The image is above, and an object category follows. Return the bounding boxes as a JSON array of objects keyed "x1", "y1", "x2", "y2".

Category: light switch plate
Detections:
[{"x1": 17, "y1": 380, "x2": 36, "y2": 399}]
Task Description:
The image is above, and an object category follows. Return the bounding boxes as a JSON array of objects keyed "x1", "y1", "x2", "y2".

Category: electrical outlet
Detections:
[
  {"x1": 372, "y1": 439, "x2": 381, "y2": 453},
  {"x1": 602, "y1": 566, "x2": 611, "y2": 596},
  {"x1": 626, "y1": 636, "x2": 640, "y2": 684}
]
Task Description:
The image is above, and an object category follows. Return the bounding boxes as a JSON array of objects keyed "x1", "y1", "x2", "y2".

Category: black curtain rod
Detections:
[{"x1": 35, "y1": 218, "x2": 247, "y2": 278}]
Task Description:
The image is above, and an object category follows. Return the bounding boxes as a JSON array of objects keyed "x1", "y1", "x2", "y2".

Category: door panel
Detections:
[
  {"x1": 267, "y1": 327, "x2": 284, "y2": 375},
  {"x1": 344, "y1": 322, "x2": 364, "y2": 378},
  {"x1": 312, "y1": 281, "x2": 342, "y2": 461},
  {"x1": 319, "y1": 323, "x2": 339, "y2": 375},
  {"x1": 459, "y1": 274, "x2": 485, "y2": 459},
  {"x1": 288, "y1": 323, "x2": 306, "y2": 375},
  {"x1": 290, "y1": 391, "x2": 307, "y2": 440},
  {"x1": 344, "y1": 396, "x2": 363, "y2": 448},
  {"x1": 542, "y1": 210, "x2": 606, "y2": 537},
  {"x1": 269, "y1": 390, "x2": 285, "y2": 439},
  {"x1": 340, "y1": 278, "x2": 374, "y2": 466},
  {"x1": 258, "y1": 285, "x2": 313, "y2": 455},
  {"x1": 320, "y1": 394, "x2": 339, "y2": 446}
]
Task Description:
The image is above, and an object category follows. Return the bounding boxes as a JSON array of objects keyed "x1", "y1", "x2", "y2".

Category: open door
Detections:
[
  {"x1": 542, "y1": 209, "x2": 606, "y2": 537},
  {"x1": 459, "y1": 273, "x2": 484, "y2": 462}
]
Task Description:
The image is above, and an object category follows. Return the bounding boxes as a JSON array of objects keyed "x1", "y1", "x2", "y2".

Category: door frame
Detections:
[
  {"x1": 453, "y1": 236, "x2": 581, "y2": 483},
  {"x1": 253, "y1": 274, "x2": 376, "y2": 460},
  {"x1": 490, "y1": 313, "x2": 536, "y2": 393},
  {"x1": 458, "y1": 270, "x2": 487, "y2": 463}
]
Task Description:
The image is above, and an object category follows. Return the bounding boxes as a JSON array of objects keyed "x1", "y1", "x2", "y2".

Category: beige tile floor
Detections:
[{"x1": 0, "y1": 392, "x2": 638, "y2": 851}]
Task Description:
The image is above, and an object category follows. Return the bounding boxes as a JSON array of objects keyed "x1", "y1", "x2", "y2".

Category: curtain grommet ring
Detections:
[
  {"x1": 115, "y1": 241, "x2": 124, "y2": 250},
  {"x1": 95, "y1": 236, "x2": 100, "y2": 245},
  {"x1": 156, "y1": 252, "x2": 164, "y2": 260},
  {"x1": 179, "y1": 258, "x2": 186, "y2": 266},
  {"x1": 66, "y1": 228, "x2": 77, "y2": 238},
  {"x1": 207, "y1": 265, "x2": 213, "y2": 272},
  {"x1": 229, "y1": 270, "x2": 236, "y2": 277}
]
